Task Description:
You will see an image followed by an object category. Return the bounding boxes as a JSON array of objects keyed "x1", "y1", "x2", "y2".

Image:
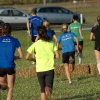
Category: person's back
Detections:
[
  {"x1": 0, "y1": 23, "x2": 23, "y2": 100},
  {"x1": 33, "y1": 40, "x2": 56, "y2": 72},
  {"x1": 68, "y1": 20, "x2": 82, "y2": 41},
  {"x1": 58, "y1": 31, "x2": 75, "y2": 53},
  {"x1": 0, "y1": 36, "x2": 20, "y2": 68},
  {"x1": 30, "y1": 15, "x2": 43, "y2": 36},
  {"x1": 27, "y1": 9, "x2": 43, "y2": 36}
]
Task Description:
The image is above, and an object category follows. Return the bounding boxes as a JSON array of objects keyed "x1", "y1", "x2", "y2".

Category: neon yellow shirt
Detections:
[{"x1": 27, "y1": 40, "x2": 57, "y2": 72}]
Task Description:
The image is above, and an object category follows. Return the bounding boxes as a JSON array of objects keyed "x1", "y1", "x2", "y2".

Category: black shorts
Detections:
[
  {"x1": 62, "y1": 51, "x2": 75, "y2": 64},
  {"x1": 31, "y1": 36, "x2": 37, "y2": 42},
  {"x1": 75, "y1": 41, "x2": 83, "y2": 46},
  {"x1": 94, "y1": 47, "x2": 100, "y2": 51},
  {"x1": 0, "y1": 67, "x2": 16, "y2": 77},
  {"x1": 37, "y1": 69, "x2": 54, "y2": 93}
]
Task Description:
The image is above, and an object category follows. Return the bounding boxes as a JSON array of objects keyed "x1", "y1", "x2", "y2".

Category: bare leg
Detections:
[
  {"x1": 7, "y1": 74, "x2": 15, "y2": 100},
  {"x1": 94, "y1": 50, "x2": 100, "y2": 63},
  {"x1": 41, "y1": 93, "x2": 46, "y2": 100},
  {"x1": 69, "y1": 64, "x2": 74, "y2": 73},
  {"x1": 0, "y1": 75, "x2": 8, "y2": 90},
  {"x1": 94, "y1": 50, "x2": 100, "y2": 74},
  {"x1": 64, "y1": 63, "x2": 72, "y2": 83}
]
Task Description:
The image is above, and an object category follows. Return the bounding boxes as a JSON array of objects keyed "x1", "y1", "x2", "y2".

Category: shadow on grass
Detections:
[{"x1": 56, "y1": 92, "x2": 100, "y2": 100}]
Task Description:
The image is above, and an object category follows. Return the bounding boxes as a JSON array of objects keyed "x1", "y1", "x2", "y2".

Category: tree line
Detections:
[{"x1": 0, "y1": 0, "x2": 70, "y2": 5}]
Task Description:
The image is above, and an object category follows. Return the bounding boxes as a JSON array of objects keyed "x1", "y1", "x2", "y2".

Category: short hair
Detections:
[
  {"x1": 73, "y1": 15, "x2": 79, "y2": 20},
  {"x1": 2, "y1": 23, "x2": 12, "y2": 35},
  {"x1": 31, "y1": 9, "x2": 37, "y2": 14}
]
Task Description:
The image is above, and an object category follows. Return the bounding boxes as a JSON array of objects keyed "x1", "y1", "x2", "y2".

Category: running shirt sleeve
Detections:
[
  {"x1": 27, "y1": 43, "x2": 35, "y2": 54},
  {"x1": 15, "y1": 39, "x2": 21, "y2": 48},
  {"x1": 91, "y1": 27, "x2": 95, "y2": 33},
  {"x1": 51, "y1": 30, "x2": 55, "y2": 36}
]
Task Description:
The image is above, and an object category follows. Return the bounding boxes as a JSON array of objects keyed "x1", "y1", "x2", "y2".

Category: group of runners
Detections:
[{"x1": 0, "y1": 8, "x2": 100, "y2": 100}]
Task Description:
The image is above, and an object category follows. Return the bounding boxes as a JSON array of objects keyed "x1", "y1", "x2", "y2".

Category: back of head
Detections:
[
  {"x1": 97, "y1": 15, "x2": 100, "y2": 25},
  {"x1": 2, "y1": 23, "x2": 12, "y2": 35},
  {"x1": 37, "y1": 25, "x2": 51, "y2": 42},
  {"x1": 31, "y1": 9, "x2": 37, "y2": 15},
  {"x1": 61, "y1": 24, "x2": 68, "y2": 33},
  {"x1": 73, "y1": 14, "x2": 79, "y2": 21},
  {"x1": 43, "y1": 20, "x2": 49, "y2": 28}
]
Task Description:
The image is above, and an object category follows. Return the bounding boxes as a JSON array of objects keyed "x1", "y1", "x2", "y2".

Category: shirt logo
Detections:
[{"x1": 2, "y1": 38, "x2": 11, "y2": 42}]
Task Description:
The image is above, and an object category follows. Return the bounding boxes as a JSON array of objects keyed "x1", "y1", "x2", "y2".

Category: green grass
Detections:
[
  {"x1": 0, "y1": 29, "x2": 99, "y2": 100},
  {"x1": 1, "y1": 75, "x2": 100, "y2": 100}
]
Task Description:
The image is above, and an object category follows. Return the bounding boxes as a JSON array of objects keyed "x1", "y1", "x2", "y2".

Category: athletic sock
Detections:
[
  {"x1": 79, "y1": 54, "x2": 82, "y2": 64},
  {"x1": 69, "y1": 81, "x2": 72, "y2": 84},
  {"x1": 97, "y1": 63, "x2": 100, "y2": 74}
]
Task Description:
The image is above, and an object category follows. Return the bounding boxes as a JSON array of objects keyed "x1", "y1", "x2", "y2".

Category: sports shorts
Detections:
[
  {"x1": 75, "y1": 41, "x2": 83, "y2": 46},
  {"x1": 0, "y1": 67, "x2": 16, "y2": 77},
  {"x1": 94, "y1": 47, "x2": 100, "y2": 51},
  {"x1": 31, "y1": 36, "x2": 37, "y2": 42},
  {"x1": 62, "y1": 51, "x2": 75, "y2": 64},
  {"x1": 37, "y1": 69, "x2": 54, "y2": 93}
]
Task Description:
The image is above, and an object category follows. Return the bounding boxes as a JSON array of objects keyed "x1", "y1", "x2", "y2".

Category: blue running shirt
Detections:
[
  {"x1": 28, "y1": 16, "x2": 43, "y2": 36},
  {"x1": 47, "y1": 29, "x2": 55, "y2": 39},
  {"x1": 57, "y1": 32, "x2": 76, "y2": 53},
  {"x1": 0, "y1": 36, "x2": 21, "y2": 68}
]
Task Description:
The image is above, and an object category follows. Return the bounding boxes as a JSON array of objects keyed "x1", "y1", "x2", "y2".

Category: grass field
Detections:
[{"x1": 0, "y1": 29, "x2": 100, "y2": 100}]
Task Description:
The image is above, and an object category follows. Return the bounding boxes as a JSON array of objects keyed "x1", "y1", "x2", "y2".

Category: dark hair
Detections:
[
  {"x1": 2, "y1": 23, "x2": 12, "y2": 35},
  {"x1": 31, "y1": 9, "x2": 37, "y2": 14},
  {"x1": 73, "y1": 15, "x2": 79, "y2": 21},
  {"x1": 37, "y1": 26, "x2": 51, "y2": 42}
]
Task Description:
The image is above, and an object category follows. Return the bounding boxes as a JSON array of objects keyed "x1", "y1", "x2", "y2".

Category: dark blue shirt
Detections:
[
  {"x1": 28, "y1": 16, "x2": 43, "y2": 36},
  {"x1": 47, "y1": 29, "x2": 55, "y2": 38},
  {"x1": 0, "y1": 36, "x2": 21, "y2": 68}
]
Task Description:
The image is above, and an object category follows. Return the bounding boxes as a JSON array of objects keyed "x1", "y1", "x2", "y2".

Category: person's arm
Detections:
[
  {"x1": 54, "y1": 50, "x2": 60, "y2": 59},
  {"x1": 90, "y1": 32, "x2": 95, "y2": 41},
  {"x1": 79, "y1": 26, "x2": 83, "y2": 39},
  {"x1": 14, "y1": 47, "x2": 24, "y2": 60},
  {"x1": 53, "y1": 35, "x2": 57, "y2": 44},
  {"x1": 35, "y1": 35, "x2": 39, "y2": 42},
  {"x1": 26, "y1": 52, "x2": 36, "y2": 62},
  {"x1": 27, "y1": 20, "x2": 31, "y2": 37},
  {"x1": 74, "y1": 36, "x2": 79, "y2": 53},
  {"x1": 56, "y1": 42, "x2": 59, "y2": 50}
]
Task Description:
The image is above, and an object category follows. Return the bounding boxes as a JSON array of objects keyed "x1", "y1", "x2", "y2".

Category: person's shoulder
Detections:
[
  {"x1": 36, "y1": 16, "x2": 42, "y2": 19},
  {"x1": 78, "y1": 22, "x2": 82, "y2": 26},
  {"x1": 10, "y1": 36, "x2": 19, "y2": 41},
  {"x1": 49, "y1": 29, "x2": 55, "y2": 33}
]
